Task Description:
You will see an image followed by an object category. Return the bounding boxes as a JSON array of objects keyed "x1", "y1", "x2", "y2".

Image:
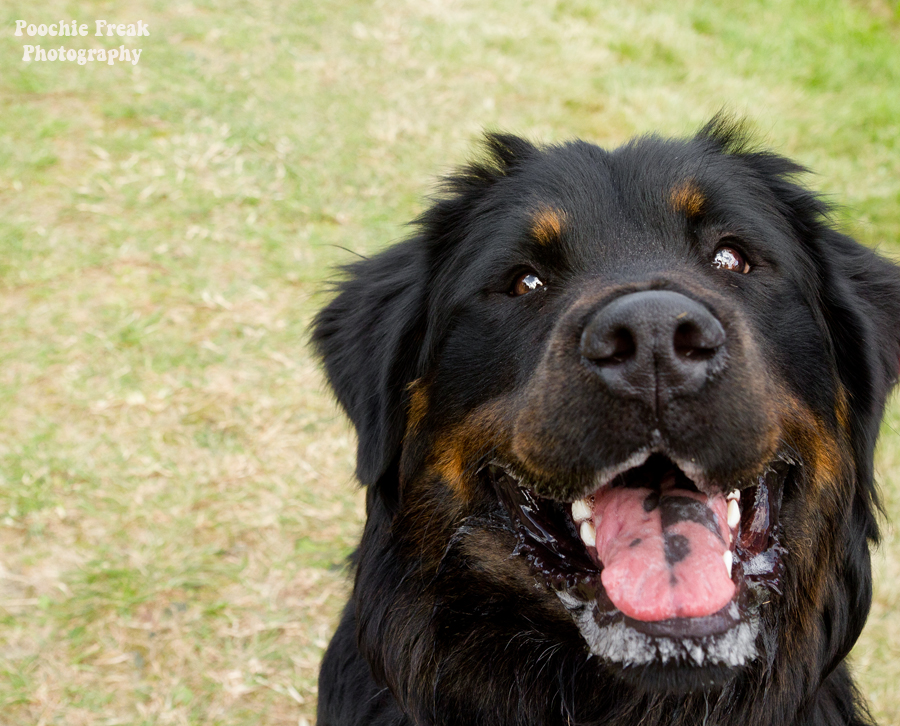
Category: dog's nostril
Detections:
[
  {"x1": 592, "y1": 327, "x2": 636, "y2": 364},
  {"x1": 673, "y1": 319, "x2": 725, "y2": 360}
]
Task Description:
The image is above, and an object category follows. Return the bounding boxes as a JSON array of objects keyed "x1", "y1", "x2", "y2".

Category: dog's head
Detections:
[{"x1": 314, "y1": 119, "x2": 900, "y2": 718}]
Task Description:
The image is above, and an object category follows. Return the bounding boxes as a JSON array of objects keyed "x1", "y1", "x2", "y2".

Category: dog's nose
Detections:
[{"x1": 580, "y1": 290, "x2": 726, "y2": 404}]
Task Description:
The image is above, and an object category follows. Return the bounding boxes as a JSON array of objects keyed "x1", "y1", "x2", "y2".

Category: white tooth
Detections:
[
  {"x1": 571, "y1": 498, "x2": 592, "y2": 523},
  {"x1": 727, "y1": 489, "x2": 740, "y2": 502},
  {"x1": 723, "y1": 550, "x2": 733, "y2": 578},
  {"x1": 727, "y1": 499, "x2": 741, "y2": 529},
  {"x1": 580, "y1": 520, "x2": 596, "y2": 549}
]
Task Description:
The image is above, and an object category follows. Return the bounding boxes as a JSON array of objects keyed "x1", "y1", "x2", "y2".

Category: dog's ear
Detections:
[
  {"x1": 817, "y1": 233, "x2": 900, "y2": 421},
  {"x1": 814, "y1": 231, "x2": 900, "y2": 536},
  {"x1": 312, "y1": 239, "x2": 427, "y2": 488},
  {"x1": 312, "y1": 132, "x2": 537, "y2": 489},
  {"x1": 814, "y1": 231, "x2": 900, "y2": 673},
  {"x1": 312, "y1": 132, "x2": 538, "y2": 490}
]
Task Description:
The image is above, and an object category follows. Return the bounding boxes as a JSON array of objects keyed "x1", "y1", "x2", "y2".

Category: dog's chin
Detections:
[
  {"x1": 489, "y1": 453, "x2": 791, "y2": 694},
  {"x1": 556, "y1": 588, "x2": 757, "y2": 694}
]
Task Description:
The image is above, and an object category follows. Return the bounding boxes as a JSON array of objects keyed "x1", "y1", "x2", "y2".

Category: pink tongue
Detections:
[{"x1": 593, "y1": 486, "x2": 733, "y2": 622}]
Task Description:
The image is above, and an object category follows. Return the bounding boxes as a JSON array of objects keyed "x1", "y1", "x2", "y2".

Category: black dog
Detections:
[{"x1": 313, "y1": 118, "x2": 900, "y2": 726}]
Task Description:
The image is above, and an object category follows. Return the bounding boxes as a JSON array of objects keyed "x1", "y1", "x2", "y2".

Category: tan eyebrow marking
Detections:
[
  {"x1": 669, "y1": 179, "x2": 706, "y2": 218},
  {"x1": 530, "y1": 205, "x2": 567, "y2": 245}
]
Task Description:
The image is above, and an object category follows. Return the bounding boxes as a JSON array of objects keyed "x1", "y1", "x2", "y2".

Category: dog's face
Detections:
[{"x1": 315, "y1": 121, "x2": 900, "y2": 722}]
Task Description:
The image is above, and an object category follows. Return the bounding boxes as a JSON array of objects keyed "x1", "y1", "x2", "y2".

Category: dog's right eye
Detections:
[
  {"x1": 712, "y1": 245, "x2": 751, "y2": 274},
  {"x1": 511, "y1": 271, "x2": 544, "y2": 296}
]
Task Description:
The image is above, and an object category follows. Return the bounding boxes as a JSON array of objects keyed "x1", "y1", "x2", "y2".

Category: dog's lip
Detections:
[
  {"x1": 495, "y1": 445, "x2": 778, "y2": 504},
  {"x1": 582, "y1": 431, "x2": 690, "y2": 498},
  {"x1": 583, "y1": 448, "x2": 655, "y2": 497},
  {"x1": 488, "y1": 455, "x2": 790, "y2": 644}
]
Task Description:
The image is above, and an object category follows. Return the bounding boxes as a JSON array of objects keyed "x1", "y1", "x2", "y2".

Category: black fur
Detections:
[{"x1": 313, "y1": 119, "x2": 900, "y2": 726}]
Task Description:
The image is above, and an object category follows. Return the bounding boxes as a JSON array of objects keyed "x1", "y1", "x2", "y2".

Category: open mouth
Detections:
[{"x1": 489, "y1": 453, "x2": 789, "y2": 670}]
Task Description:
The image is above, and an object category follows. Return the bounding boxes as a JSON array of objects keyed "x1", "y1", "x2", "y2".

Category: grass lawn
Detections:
[{"x1": 0, "y1": 0, "x2": 898, "y2": 723}]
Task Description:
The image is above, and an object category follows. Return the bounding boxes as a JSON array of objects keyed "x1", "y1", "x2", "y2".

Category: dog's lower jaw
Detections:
[{"x1": 559, "y1": 590, "x2": 758, "y2": 667}]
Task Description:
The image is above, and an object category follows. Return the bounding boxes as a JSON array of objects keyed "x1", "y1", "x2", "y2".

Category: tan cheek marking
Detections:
[
  {"x1": 775, "y1": 387, "x2": 855, "y2": 608},
  {"x1": 669, "y1": 179, "x2": 706, "y2": 217},
  {"x1": 433, "y1": 423, "x2": 492, "y2": 499},
  {"x1": 406, "y1": 378, "x2": 430, "y2": 437},
  {"x1": 778, "y1": 389, "x2": 849, "y2": 490},
  {"x1": 770, "y1": 387, "x2": 855, "y2": 649},
  {"x1": 530, "y1": 206, "x2": 566, "y2": 245},
  {"x1": 428, "y1": 403, "x2": 511, "y2": 501},
  {"x1": 834, "y1": 384, "x2": 851, "y2": 434}
]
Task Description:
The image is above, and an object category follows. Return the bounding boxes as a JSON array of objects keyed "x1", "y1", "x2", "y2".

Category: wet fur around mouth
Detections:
[
  {"x1": 490, "y1": 455, "x2": 789, "y2": 684},
  {"x1": 312, "y1": 117, "x2": 900, "y2": 726}
]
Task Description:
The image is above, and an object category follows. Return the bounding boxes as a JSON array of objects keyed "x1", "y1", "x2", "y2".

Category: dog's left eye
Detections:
[
  {"x1": 712, "y1": 246, "x2": 751, "y2": 274},
  {"x1": 512, "y1": 272, "x2": 545, "y2": 296}
]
